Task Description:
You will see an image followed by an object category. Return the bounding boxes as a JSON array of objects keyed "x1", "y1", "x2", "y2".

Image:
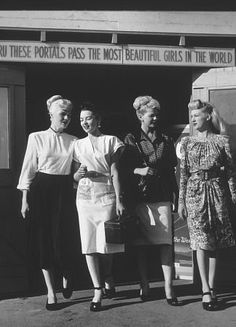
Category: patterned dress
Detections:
[{"x1": 179, "y1": 134, "x2": 236, "y2": 251}]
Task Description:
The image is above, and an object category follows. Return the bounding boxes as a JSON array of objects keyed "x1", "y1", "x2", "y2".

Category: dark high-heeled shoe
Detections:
[
  {"x1": 46, "y1": 297, "x2": 58, "y2": 311},
  {"x1": 90, "y1": 287, "x2": 102, "y2": 312},
  {"x1": 210, "y1": 288, "x2": 218, "y2": 304},
  {"x1": 166, "y1": 297, "x2": 179, "y2": 306},
  {"x1": 139, "y1": 288, "x2": 150, "y2": 302},
  {"x1": 202, "y1": 292, "x2": 216, "y2": 311},
  {"x1": 104, "y1": 287, "x2": 116, "y2": 299},
  {"x1": 62, "y1": 287, "x2": 73, "y2": 299},
  {"x1": 62, "y1": 276, "x2": 73, "y2": 299}
]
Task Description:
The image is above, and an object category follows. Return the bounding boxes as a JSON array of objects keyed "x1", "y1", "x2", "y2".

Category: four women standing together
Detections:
[{"x1": 18, "y1": 95, "x2": 236, "y2": 312}]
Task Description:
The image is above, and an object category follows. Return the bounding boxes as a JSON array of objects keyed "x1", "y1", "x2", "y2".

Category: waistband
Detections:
[
  {"x1": 37, "y1": 172, "x2": 71, "y2": 179},
  {"x1": 190, "y1": 169, "x2": 222, "y2": 181}
]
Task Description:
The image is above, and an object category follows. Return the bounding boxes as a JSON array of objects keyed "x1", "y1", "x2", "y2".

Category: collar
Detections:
[
  {"x1": 48, "y1": 127, "x2": 63, "y2": 135},
  {"x1": 140, "y1": 129, "x2": 163, "y2": 143}
]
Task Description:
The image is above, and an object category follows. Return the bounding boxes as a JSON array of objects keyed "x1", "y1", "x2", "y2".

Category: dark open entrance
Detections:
[
  {"x1": 25, "y1": 64, "x2": 191, "y2": 138},
  {"x1": 22, "y1": 63, "x2": 192, "y2": 292}
]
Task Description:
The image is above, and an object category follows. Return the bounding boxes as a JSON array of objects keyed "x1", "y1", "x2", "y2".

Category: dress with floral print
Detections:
[{"x1": 179, "y1": 134, "x2": 236, "y2": 250}]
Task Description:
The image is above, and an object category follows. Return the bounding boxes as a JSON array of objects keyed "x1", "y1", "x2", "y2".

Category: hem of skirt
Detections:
[
  {"x1": 82, "y1": 248, "x2": 125, "y2": 255},
  {"x1": 129, "y1": 240, "x2": 172, "y2": 246},
  {"x1": 191, "y1": 242, "x2": 236, "y2": 251}
]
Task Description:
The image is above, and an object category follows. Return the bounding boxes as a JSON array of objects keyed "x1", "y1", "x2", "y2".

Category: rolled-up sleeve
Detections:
[{"x1": 17, "y1": 133, "x2": 38, "y2": 190}]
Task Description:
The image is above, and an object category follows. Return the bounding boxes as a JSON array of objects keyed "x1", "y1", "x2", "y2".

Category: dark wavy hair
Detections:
[{"x1": 79, "y1": 101, "x2": 101, "y2": 120}]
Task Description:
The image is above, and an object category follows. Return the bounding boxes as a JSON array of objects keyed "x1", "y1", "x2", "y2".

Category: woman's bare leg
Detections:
[
  {"x1": 136, "y1": 246, "x2": 149, "y2": 295},
  {"x1": 42, "y1": 268, "x2": 56, "y2": 304},
  {"x1": 196, "y1": 249, "x2": 211, "y2": 303},
  {"x1": 86, "y1": 254, "x2": 102, "y2": 302},
  {"x1": 100, "y1": 254, "x2": 114, "y2": 289},
  {"x1": 160, "y1": 245, "x2": 174, "y2": 299}
]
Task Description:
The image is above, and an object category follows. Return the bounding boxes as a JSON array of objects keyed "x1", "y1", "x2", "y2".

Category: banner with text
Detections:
[{"x1": 0, "y1": 41, "x2": 234, "y2": 67}]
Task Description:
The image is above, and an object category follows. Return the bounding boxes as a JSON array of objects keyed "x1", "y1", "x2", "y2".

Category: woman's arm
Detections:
[
  {"x1": 17, "y1": 133, "x2": 38, "y2": 191},
  {"x1": 224, "y1": 136, "x2": 236, "y2": 204},
  {"x1": 178, "y1": 137, "x2": 189, "y2": 219},
  {"x1": 21, "y1": 189, "x2": 29, "y2": 219},
  {"x1": 111, "y1": 148, "x2": 125, "y2": 216},
  {"x1": 17, "y1": 133, "x2": 38, "y2": 218},
  {"x1": 124, "y1": 133, "x2": 151, "y2": 176}
]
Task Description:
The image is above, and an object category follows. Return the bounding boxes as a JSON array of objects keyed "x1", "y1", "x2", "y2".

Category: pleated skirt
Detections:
[{"x1": 28, "y1": 172, "x2": 77, "y2": 271}]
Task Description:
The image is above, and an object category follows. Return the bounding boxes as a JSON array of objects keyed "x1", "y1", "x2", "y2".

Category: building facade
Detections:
[{"x1": 1, "y1": 10, "x2": 236, "y2": 294}]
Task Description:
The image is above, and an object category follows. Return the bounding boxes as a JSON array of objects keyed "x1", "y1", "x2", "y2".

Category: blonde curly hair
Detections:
[
  {"x1": 188, "y1": 99, "x2": 227, "y2": 134},
  {"x1": 47, "y1": 95, "x2": 73, "y2": 114},
  {"x1": 133, "y1": 95, "x2": 160, "y2": 115}
]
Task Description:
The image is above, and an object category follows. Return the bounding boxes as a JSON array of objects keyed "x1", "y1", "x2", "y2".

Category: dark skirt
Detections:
[{"x1": 28, "y1": 172, "x2": 77, "y2": 271}]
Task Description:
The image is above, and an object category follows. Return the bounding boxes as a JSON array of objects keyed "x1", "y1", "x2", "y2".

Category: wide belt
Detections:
[{"x1": 190, "y1": 169, "x2": 222, "y2": 181}]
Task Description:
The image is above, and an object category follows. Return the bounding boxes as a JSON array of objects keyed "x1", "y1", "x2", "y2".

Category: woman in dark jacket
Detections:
[{"x1": 121, "y1": 95, "x2": 178, "y2": 304}]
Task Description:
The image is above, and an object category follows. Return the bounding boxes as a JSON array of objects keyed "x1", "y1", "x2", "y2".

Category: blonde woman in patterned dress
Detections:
[{"x1": 178, "y1": 99, "x2": 236, "y2": 311}]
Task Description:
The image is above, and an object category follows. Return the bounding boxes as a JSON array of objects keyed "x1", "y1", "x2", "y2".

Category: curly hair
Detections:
[
  {"x1": 188, "y1": 99, "x2": 227, "y2": 134},
  {"x1": 133, "y1": 95, "x2": 160, "y2": 116},
  {"x1": 47, "y1": 95, "x2": 73, "y2": 114}
]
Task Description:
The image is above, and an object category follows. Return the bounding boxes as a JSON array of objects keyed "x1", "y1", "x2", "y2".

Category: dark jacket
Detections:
[{"x1": 120, "y1": 129, "x2": 178, "y2": 206}]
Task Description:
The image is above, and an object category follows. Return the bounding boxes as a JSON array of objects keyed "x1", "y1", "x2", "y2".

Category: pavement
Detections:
[{"x1": 1, "y1": 281, "x2": 236, "y2": 327}]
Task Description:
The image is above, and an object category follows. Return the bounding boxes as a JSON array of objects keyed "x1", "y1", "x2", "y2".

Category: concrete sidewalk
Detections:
[{"x1": 1, "y1": 282, "x2": 236, "y2": 327}]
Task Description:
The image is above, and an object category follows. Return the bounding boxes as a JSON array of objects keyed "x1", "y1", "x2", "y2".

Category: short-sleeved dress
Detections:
[
  {"x1": 179, "y1": 134, "x2": 236, "y2": 251},
  {"x1": 74, "y1": 134, "x2": 124, "y2": 254}
]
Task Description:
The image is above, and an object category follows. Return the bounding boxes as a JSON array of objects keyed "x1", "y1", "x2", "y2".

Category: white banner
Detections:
[{"x1": 0, "y1": 41, "x2": 234, "y2": 67}]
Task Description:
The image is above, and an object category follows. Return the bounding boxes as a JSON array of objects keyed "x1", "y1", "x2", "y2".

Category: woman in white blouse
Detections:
[
  {"x1": 17, "y1": 95, "x2": 77, "y2": 310},
  {"x1": 73, "y1": 102, "x2": 125, "y2": 312}
]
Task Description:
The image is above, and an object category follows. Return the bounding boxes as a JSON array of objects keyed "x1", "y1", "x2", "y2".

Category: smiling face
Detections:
[
  {"x1": 50, "y1": 104, "x2": 72, "y2": 131},
  {"x1": 138, "y1": 107, "x2": 160, "y2": 130},
  {"x1": 191, "y1": 108, "x2": 211, "y2": 132},
  {"x1": 80, "y1": 110, "x2": 100, "y2": 135}
]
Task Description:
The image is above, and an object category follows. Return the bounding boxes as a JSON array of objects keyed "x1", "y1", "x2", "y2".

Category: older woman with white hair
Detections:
[
  {"x1": 17, "y1": 95, "x2": 77, "y2": 310},
  {"x1": 121, "y1": 95, "x2": 179, "y2": 305}
]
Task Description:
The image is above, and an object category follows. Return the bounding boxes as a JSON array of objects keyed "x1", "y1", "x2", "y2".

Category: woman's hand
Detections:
[
  {"x1": 74, "y1": 165, "x2": 87, "y2": 181},
  {"x1": 116, "y1": 198, "x2": 126, "y2": 217},
  {"x1": 178, "y1": 204, "x2": 187, "y2": 220},
  {"x1": 134, "y1": 167, "x2": 151, "y2": 176},
  {"x1": 21, "y1": 199, "x2": 29, "y2": 219}
]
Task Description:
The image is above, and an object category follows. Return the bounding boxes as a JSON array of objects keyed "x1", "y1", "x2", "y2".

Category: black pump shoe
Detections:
[
  {"x1": 62, "y1": 287, "x2": 73, "y2": 299},
  {"x1": 62, "y1": 276, "x2": 73, "y2": 299},
  {"x1": 90, "y1": 301, "x2": 102, "y2": 312},
  {"x1": 139, "y1": 288, "x2": 150, "y2": 302},
  {"x1": 166, "y1": 297, "x2": 179, "y2": 306},
  {"x1": 202, "y1": 292, "x2": 216, "y2": 311},
  {"x1": 46, "y1": 298, "x2": 58, "y2": 311},
  {"x1": 90, "y1": 287, "x2": 102, "y2": 312}
]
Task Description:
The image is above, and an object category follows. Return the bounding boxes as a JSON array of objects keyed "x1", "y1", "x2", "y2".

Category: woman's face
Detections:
[
  {"x1": 80, "y1": 110, "x2": 100, "y2": 135},
  {"x1": 50, "y1": 105, "x2": 72, "y2": 130},
  {"x1": 191, "y1": 108, "x2": 210, "y2": 131},
  {"x1": 139, "y1": 107, "x2": 160, "y2": 130}
]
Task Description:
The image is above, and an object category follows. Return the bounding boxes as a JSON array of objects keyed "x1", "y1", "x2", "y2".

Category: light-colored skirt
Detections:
[
  {"x1": 77, "y1": 198, "x2": 124, "y2": 254},
  {"x1": 133, "y1": 201, "x2": 173, "y2": 246}
]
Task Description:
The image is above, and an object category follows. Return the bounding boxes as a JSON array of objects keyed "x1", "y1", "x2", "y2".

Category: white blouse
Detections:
[{"x1": 17, "y1": 128, "x2": 77, "y2": 190}]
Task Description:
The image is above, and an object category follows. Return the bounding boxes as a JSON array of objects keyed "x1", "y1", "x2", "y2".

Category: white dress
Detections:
[{"x1": 74, "y1": 134, "x2": 125, "y2": 254}]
